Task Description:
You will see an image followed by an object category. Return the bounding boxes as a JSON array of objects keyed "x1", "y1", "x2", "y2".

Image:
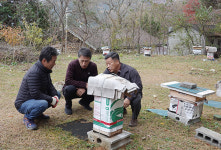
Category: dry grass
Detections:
[{"x1": 1, "y1": 53, "x2": 221, "y2": 149}]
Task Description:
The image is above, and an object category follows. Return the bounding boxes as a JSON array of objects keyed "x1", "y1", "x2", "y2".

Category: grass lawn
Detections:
[{"x1": 1, "y1": 53, "x2": 221, "y2": 149}]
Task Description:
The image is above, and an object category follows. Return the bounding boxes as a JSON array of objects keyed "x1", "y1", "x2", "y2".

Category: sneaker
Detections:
[
  {"x1": 65, "y1": 106, "x2": 72, "y2": 115},
  {"x1": 23, "y1": 117, "x2": 37, "y2": 130},
  {"x1": 129, "y1": 119, "x2": 138, "y2": 127},
  {"x1": 38, "y1": 114, "x2": 50, "y2": 119},
  {"x1": 79, "y1": 100, "x2": 92, "y2": 111}
]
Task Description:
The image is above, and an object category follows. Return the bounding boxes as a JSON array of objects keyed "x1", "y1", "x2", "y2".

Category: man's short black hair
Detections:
[
  {"x1": 39, "y1": 46, "x2": 59, "y2": 62},
  {"x1": 104, "y1": 52, "x2": 120, "y2": 61},
  {"x1": 78, "y1": 48, "x2": 92, "y2": 58}
]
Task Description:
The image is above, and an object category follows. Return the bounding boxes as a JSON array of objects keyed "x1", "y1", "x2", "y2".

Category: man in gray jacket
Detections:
[
  {"x1": 103, "y1": 52, "x2": 143, "y2": 127},
  {"x1": 15, "y1": 46, "x2": 60, "y2": 130}
]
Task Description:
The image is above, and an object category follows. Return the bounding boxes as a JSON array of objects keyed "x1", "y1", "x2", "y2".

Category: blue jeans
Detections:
[{"x1": 18, "y1": 92, "x2": 61, "y2": 120}]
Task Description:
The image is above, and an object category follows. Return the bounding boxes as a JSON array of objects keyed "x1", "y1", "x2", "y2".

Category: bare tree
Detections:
[
  {"x1": 46, "y1": 0, "x2": 70, "y2": 52},
  {"x1": 153, "y1": 1, "x2": 174, "y2": 55},
  {"x1": 103, "y1": 0, "x2": 133, "y2": 50},
  {"x1": 124, "y1": 0, "x2": 145, "y2": 53},
  {"x1": 68, "y1": 0, "x2": 99, "y2": 49},
  {"x1": 194, "y1": 4, "x2": 213, "y2": 54}
]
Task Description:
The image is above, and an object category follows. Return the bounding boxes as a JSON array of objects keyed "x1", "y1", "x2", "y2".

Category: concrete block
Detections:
[
  {"x1": 195, "y1": 127, "x2": 221, "y2": 148},
  {"x1": 168, "y1": 111, "x2": 201, "y2": 125},
  {"x1": 87, "y1": 130, "x2": 132, "y2": 150},
  {"x1": 180, "y1": 82, "x2": 197, "y2": 89}
]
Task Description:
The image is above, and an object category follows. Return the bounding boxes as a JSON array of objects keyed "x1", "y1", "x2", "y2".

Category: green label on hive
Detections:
[
  {"x1": 111, "y1": 107, "x2": 123, "y2": 122},
  {"x1": 106, "y1": 98, "x2": 109, "y2": 106}
]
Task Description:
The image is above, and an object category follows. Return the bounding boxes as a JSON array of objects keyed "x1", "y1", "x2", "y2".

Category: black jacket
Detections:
[
  {"x1": 15, "y1": 60, "x2": 57, "y2": 110},
  {"x1": 104, "y1": 63, "x2": 143, "y2": 101}
]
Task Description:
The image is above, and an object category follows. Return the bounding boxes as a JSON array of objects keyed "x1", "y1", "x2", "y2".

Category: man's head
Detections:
[
  {"x1": 104, "y1": 52, "x2": 120, "y2": 74},
  {"x1": 39, "y1": 46, "x2": 59, "y2": 70},
  {"x1": 78, "y1": 48, "x2": 92, "y2": 69}
]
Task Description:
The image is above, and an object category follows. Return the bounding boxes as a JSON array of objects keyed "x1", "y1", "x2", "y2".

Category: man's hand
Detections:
[
  {"x1": 76, "y1": 88, "x2": 86, "y2": 97},
  {"x1": 124, "y1": 98, "x2": 130, "y2": 108},
  {"x1": 51, "y1": 96, "x2": 59, "y2": 108}
]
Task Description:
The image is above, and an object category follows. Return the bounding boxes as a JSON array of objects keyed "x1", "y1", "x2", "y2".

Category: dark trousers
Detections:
[
  {"x1": 63, "y1": 85, "x2": 94, "y2": 108},
  {"x1": 130, "y1": 93, "x2": 142, "y2": 120}
]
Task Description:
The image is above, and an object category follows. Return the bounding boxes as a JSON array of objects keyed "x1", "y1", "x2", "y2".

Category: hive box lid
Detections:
[
  {"x1": 87, "y1": 73, "x2": 139, "y2": 99},
  {"x1": 161, "y1": 81, "x2": 215, "y2": 98},
  {"x1": 206, "y1": 46, "x2": 217, "y2": 53}
]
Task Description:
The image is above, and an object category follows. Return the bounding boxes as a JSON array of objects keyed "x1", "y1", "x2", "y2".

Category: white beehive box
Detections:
[
  {"x1": 101, "y1": 46, "x2": 110, "y2": 56},
  {"x1": 93, "y1": 96, "x2": 124, "y2": 137},
  {"x1": 142, "y1": 47, "x2": 151, "y2": 56},
  {"x1": 206, "y1": 46, "x2": 217, "y2": 60},
  {"x1": 207, "y1": 52, "x2": 214, "y2": 60},
  {"x1": 169, "y1": 97, "x2": 204, "y2": 120},
  {"x1": 87, "y1": 74, "x2": 139, "y2": 137},
  {"x1": 192, "y1": 46, "x2": 202, "y2": 55}
]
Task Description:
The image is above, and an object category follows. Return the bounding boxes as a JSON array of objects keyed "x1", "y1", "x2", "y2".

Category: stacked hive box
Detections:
[
  {"x1": 142, "y1": 47, "x2": 151, "y2": 56},
  {"x1": 168, "y1": 90, "x2": 205, "y2": 124},
  {"x1": 93, "y1": 96, "x2": 124, "y2": 137},
  {"x1": 206, "y1": 46, "x2": 217, "y2": 60},
  {"x1": 161, "y1": 81, "x2": 215, "y2": 125},
  {"x1": 192, "y1": 46, "x2": 202, "y2": 55},
  {"x1": 87, "y1": 73, "x2": 139, "y2": 137},
  {"x1": 101, "y1": 46, "x2": 110, "y2": 56}
]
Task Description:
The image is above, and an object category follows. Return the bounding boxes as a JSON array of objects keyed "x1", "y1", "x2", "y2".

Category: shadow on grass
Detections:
[{"x1": 57, "y1": 119, "x2": 93, "y2": 141}]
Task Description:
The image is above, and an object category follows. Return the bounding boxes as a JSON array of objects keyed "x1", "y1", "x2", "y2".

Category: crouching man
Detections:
[
  {"x1": 14, "y1": 46, "x2": 60, "y2": 130},
  {"x1": 103, "y1": 52, "x2": 143, "y2": 127},
  {"x1": 63, "y1": 48, "x2": 98, "y2": 115}
]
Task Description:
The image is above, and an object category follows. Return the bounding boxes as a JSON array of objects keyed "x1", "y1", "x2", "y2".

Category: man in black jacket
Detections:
[
  {"x1": 103, "y1": 52, "x2": 143, "y2": 127},
  {"x1": 15, "y1": 46, "x2": 60, "y2": 130}
]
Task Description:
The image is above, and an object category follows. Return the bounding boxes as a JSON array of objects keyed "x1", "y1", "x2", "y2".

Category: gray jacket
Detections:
[{"x1": 104, "y1": 63, "x2": 143, "y2": 101}]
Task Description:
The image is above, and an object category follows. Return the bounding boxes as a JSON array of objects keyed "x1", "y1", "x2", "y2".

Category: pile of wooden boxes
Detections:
[{"x1": 161, "y1": 81, "x2": 215, "y2": 125}]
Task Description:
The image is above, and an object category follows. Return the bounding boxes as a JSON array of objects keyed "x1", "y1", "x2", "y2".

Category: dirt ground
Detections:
[{"x1": 1, "y1": 53, "x2": 221, "y2": 149}]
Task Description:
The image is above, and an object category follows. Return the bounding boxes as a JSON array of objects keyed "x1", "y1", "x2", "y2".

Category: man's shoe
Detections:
[
  {"x1": 65, "y1": 106, "x2": 72, "y2": 115},
  {"x1": 23, "y1": 117, "x2": 37, "y2": 130},
  {"x1": 84, "y1": 105, "x2": 92, "y2": 111},
  {"x1": 38, "y1": 114, "x2": 50, "y2": 119},
  {"x1": 79, "y1": 101, "x2": 92, "y2": 111},
  {"x1": 129, "y1": 119, "x2": 138, "y2": 127}
]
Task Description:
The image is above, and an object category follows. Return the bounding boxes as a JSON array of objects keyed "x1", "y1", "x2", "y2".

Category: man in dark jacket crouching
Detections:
[
  {"x1": 103, "y1": 52, "x2": 143, "y2": 127},
  {"x1": 63, "y1": 48, "x2": 98, "y2": 115},
  {"x1": 15, "y1": 46, "x2": 60, "y2": 130}
]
